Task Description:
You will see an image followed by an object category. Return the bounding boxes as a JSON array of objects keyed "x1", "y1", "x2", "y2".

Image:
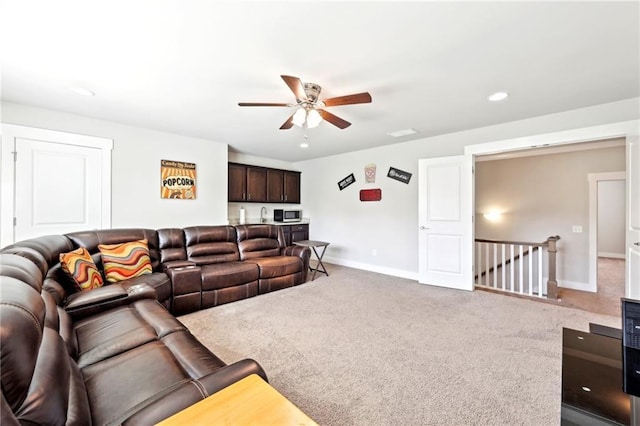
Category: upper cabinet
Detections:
[
  {"x1": 246, "y1": 167, "x2": 267, "y2": 202},
  {"x1": 283, "y1": 171, "x2": 300, "y2": 204},
  {"x1": 229, "y1": 163, "x2": 300, "y2": 204},
  {"x1": 228, "y1": 163, "x2": 247, "y2": 202},
  {"x1": 267, "y1": 169, "x2": 284, "y2": 202}
]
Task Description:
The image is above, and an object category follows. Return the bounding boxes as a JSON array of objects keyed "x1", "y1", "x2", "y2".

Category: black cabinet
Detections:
[{"x1": 281, "y1": 224, "x2": 309, "y2": 246}]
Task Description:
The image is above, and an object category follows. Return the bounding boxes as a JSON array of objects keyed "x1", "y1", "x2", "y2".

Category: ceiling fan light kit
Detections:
[
  {"x1": 292, "y1": 107, "x2": 322, "y2": 129},
  {"x1": 239, "y1": 74, "x2": 372, "y2": 134}
]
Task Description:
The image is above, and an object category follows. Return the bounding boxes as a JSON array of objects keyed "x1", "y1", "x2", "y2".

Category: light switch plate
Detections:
[{"x1": 572, "y1": 225, "x2": 583, "y2": 233}]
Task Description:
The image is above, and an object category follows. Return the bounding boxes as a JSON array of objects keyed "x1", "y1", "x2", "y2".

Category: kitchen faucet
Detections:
[{"x1": 260, "y1": 206, "x2": 267, "y2": 223}]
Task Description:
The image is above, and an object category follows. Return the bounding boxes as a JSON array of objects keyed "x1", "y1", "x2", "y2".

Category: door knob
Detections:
[
  {"x1": 635, "y1": 242, "x2": 640, "y2": 246},
  {"x1": 420, "y1": 226, "x2": 429, "y2": 230}
]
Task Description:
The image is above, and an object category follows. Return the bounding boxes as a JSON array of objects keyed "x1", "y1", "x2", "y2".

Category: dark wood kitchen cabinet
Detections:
[
  {"x1": 228, "y1": 163, "x2": 267, "y2": 202},
  {"x1": 229, "y1": 162, "x2": 300, "y2": 204},
  {"x1": 228, "y1": 163, "x2": 247, "y2": 202},
  {"x1": 283, "y1": 171, "x2": 301, "y2": 204},
  {"x1": 267, "y1": 169, "x2": 284, "y2": 202},
  {"x1": 281, "y1": 224, "x2": 309, "y2": 245},
  {"x1": 246, "y1": 167, "x2": 267, "y2": 202}
]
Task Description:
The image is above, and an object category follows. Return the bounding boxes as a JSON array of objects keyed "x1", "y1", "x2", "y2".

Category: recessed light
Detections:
[
  {"x1": 581, "y1": 386, "x2": 591, "y2": 392},
  {"x1": 68, "y1": 87, "x2": 95, "y2": 97},
  {"x1": 387, "y1": 128, "x2": 419, "y2": 138},
  {"x1": 488, "y1": 91, "x2": 508, "y2": 102},
  {"x1": 300, "y1": 142, "x2": 309, "y2": 148}
]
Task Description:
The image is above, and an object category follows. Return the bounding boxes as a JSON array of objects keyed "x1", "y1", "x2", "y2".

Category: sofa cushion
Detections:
[
  {"x1": 183, "y1": 225, "x2": 240, "y2": 265},
  {"x1": 157, "y1": 228, "x2": 187, "y2": 263},
  {"x1": 245, "y1": 256, "x2": 303, "y2": 279},
  {"x1": 200, "y1": 262, "x2": 259, "y2": 290},
  {"x1": 74, "y1": 302, "x2": 159, "y2": 368},
  {"x1": 235, "y1": 224, "x2": 284, "y2": 260},
  {"x1": 99, "y1": 239, "x2": 152, "y2": 283},
  {"x1": 60, "y1": 247, "x2": 104, "y2": 291}
]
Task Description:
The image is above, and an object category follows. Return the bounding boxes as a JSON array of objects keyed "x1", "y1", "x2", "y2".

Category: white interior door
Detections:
[
  {"x1": 14, "y1": 138, "x2": 104, "y2": 241},
  {"x1": 1, "y1": 124, "x2": 112, "y2": 246},
  {"x1": 627, "y1": 135, "x2": 640, "y2": 299},
  {"x1": 418, "y1": 155, "x2": 473, "y2": 290}
]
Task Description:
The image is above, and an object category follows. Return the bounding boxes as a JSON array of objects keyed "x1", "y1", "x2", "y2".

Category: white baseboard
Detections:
[
  {"x1": 598, "y1": 252, "x2": 625, "y2": 259},
  {"x1": 558, "y1": 279, "x2": 595, "y2": 293},
  {"x1": 322, "y1": 256, "x2": 419, "y2": 281}
]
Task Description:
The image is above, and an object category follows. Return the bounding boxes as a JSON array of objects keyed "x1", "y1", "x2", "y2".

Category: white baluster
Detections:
[
  {"x1": 493, "y1": 243, "x2": 498, "y2": 288},
  {"x1": 477, "y1": 242, "x2": 482, "y2": 286},
  {"x1": 501, "y1": 244, "x2": 506, "y2": 290},
  {"x1": 518, "y1": 245, "x2": 524, "y2": 294},
  {"x1": 509, "y1": 244, "x2": 516, "y2": 291},
  {"x1": 538, "y1": 246, "x2": 544, "y2": 297},
  {"x1": 528, "y1": 245, "x2": 533, "y2": 296},
  {"x1": 485, "y1": 242, "x2": 490, "y2": 287}
]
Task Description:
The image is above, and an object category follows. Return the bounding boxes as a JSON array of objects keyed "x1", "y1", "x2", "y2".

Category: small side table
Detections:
[
  {"x1": 155, "y1": 374, "x2": 317, "y2": 425},
  {"x1": 294, "y1": 240, "x2": 330, "y2": 281}
]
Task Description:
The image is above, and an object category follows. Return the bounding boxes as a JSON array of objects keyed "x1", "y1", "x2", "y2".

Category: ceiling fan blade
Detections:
[
  {"x1": 322, "y1": 92, "x2": 372, "y2": 107},
  {"x1": 281, "y1": 75, "x2": 307, "y2": 100},
  {"x1": 318, "y1": 109, "x2": 351, "y2": 129},
  {"x1": 279, "y1": 113, "x2": 295, "y2": 129},
  {"x1": 238, "y1": 102, "x2": 290, "y2": 107}
]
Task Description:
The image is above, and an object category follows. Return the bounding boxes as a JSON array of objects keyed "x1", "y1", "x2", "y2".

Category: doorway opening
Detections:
[{"x1": 473, "y1": 139, "x2": 626, "y2": 316}]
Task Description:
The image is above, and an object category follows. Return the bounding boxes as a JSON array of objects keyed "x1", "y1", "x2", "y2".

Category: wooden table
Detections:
[
  {"x1": 156, "y1": 374, "x2": 318, "y2": 426},
  {"x1": 293, "y1": 240, "x2": 330, "y2": 281}
]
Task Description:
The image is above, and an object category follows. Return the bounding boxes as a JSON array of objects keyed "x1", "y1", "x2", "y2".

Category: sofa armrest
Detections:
[
  {"x1": 282, "y1": 244, "x2": 310, "y2": 259},
  {"x1": 282, "y1": 245, "x2": 311, "y2": 282},
  {"x1": 64, "y1": 282, "x2": 156, "y2": 320},
  {"x1": 162, "y1": 260, "x2": 197, "y2": 271},
  {"x1": 122, "y1": 359, "x2": 267, "y2": 425}
]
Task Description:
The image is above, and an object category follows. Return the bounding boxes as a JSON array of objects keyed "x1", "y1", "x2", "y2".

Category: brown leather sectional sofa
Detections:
[{"x1": 0, "y1": 224, "x2": 311, "y2": 425}]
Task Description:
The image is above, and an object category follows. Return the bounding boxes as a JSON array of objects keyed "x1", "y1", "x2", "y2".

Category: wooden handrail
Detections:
[{"x1": 475, "y1": 236, "x2": 560, "y2": 248}]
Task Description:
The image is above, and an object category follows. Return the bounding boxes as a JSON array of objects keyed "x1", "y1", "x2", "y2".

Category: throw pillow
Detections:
[
  {"x1": 98, "y1": 239, "x2": 152, "y2": 283},
  {"x1": 59, "y1": 247, "x2": 104, "y2": 291}
]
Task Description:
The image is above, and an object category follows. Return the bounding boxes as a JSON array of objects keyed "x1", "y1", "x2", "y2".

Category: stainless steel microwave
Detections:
[{"x1": 274, "y1": 209, "x2": 302, "y2": 222}]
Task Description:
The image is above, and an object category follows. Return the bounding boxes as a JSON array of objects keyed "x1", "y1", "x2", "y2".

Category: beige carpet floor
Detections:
[{"x1": 179, "y1": 264, "x2": 621, "y2": 425}]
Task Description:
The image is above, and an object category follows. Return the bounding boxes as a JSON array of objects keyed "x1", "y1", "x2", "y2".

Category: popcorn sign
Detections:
[{"x1": 161, "y1": 160, "x2": 196, "y2": 199}]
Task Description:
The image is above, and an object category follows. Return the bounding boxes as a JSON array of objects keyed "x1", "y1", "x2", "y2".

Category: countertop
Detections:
[{"x1": 228, "y1": 218, "x2": 310, "y2": 226}]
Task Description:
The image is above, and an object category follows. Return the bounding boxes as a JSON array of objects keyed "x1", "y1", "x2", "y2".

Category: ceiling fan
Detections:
[{"x1": 238, "y1": 75, "x2": 372, "y2": 133}]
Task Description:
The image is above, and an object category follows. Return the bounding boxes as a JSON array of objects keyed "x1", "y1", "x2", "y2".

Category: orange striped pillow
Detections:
[
  {"x1": 60, "y1": 247, "x2": 104, "y2": 291},
  {"x1": 98, "y1": 239, "x2": 152, "y2": 283}
]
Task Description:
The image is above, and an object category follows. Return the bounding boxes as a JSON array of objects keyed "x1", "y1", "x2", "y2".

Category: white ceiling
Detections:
[{"x1": 1, "y1": 1, "x2": 638, "y2": 162}]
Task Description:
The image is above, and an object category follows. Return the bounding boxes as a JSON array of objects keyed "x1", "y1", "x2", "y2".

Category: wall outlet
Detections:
[
  {"x1": 572, "y1": 225, "x2": 583, "y2": 233},
  {"x1": 372, "y1": 248, "x2": 377, "y2": 256}
]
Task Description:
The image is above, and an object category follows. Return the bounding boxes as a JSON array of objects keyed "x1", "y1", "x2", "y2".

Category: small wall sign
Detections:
[
  {"x1": 364, "y1": 163, "x2": 376, "y2": 183},
  {"x1": 161, "y1": 159, "x2": 197, "y2": 199},
  {"x1": 387, "y1": 167, "x2": 412, "y2": 184},
  {"x1": 360, "y1": 188, "x2": 382, "y2": 202},
  {"x1": 338, "y1": 173, "x2": 356, "y2": 191}
]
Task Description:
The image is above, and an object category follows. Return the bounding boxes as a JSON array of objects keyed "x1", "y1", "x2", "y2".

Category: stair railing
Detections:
[{"x1": 474, "y1": 236, "x2": 560, "y2": 299}]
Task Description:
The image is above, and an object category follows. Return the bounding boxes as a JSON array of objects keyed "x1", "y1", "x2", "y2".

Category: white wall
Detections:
[
  {"x1": 294, "y1": 98, "x2": 640, "y2": 279},
  {"x1": 598, "y1": 179, "x2": 626, "y2": 257},
  {"x1": 1, "y1": 102, "x2": 229, "y2": 230},
  {"x1": 475, "y1": 146, "x2": 626, "y2": 287}
]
